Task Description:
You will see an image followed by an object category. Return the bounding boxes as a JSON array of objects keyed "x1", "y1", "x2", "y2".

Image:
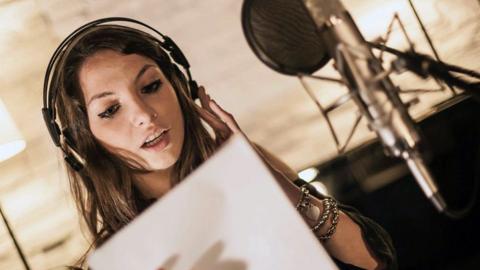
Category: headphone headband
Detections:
[{"x1": 42, "y1": 17, "x2": 198, "y2": 171}]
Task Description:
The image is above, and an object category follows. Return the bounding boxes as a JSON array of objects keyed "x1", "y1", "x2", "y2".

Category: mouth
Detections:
[{"x1": 141, "y1": 129, "x2": 170, "y2": 150}]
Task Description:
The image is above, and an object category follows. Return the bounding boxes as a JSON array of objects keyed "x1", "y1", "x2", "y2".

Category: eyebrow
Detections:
[
  {"x1": 87, "y1": 64, "x2": 155, "y2": 106},
  {"x1": 134, "y1": 64, "x2": 155, "y2": 84}
]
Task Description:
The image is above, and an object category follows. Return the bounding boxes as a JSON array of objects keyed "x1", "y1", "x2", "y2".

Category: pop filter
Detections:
[{"x1": 241, "y1": 0, "x2": 331, "y2": 75}]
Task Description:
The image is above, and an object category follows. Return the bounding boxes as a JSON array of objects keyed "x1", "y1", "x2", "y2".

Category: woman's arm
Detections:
[
  {"x1": 253, "y1": 144, "x2": 388, "y2": 270},
  {"x1": 194, "y1": 87, "x2": 395, "y2": 269}
]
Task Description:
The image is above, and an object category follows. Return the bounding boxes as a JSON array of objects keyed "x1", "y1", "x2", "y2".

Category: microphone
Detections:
[{"x1": 242, "y1": 0, "x2": 448, "y2": 213}]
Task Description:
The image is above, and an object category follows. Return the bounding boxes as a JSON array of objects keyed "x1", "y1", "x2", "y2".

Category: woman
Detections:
[{"x1": 48, "y1": 22, "x2": 396, "y2": 269}]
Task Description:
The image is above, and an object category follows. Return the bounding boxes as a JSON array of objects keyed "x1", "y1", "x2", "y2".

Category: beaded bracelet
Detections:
[
  {"x1": 295, "y1": 183, "x2": 340, "y2": 242},
  {"x1": 316, "y1": 198, "x2": 339, "y2": 241},
  {"x1": 312, "y1": 197, "x2": 333, "y2": 232}
]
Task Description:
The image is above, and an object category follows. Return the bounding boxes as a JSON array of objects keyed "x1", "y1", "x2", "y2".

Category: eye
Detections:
[
  {"x1": 141, "y1": 79, "x2": 162, "y2": 94},
  {"x1": 98, "y1": 104, "x2": 120, "y2": 119}
]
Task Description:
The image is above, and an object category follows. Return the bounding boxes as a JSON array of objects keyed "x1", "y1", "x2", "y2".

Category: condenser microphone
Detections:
[{"x1": 242, "y1": 0, "x2": 448, "y2": 213}]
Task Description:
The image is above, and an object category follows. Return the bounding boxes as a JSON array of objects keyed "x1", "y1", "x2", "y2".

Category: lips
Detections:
[{"x1": 141, "y1": 129, "x2": 170, "y2": 150}]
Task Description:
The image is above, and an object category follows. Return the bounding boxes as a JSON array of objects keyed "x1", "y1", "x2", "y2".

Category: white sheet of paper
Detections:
[{"x1": 88, "y1": 135, "x2": 338, "y2": 270}]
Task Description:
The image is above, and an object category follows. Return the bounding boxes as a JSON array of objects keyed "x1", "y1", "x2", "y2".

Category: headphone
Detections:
[{"x1": 42, "y1": 17, "x2": 199, "y2": 172}]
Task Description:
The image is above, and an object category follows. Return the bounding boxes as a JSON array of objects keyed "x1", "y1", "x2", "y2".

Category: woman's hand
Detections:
[
  {"x1": 194, "y1": 86, "x2": 244, "y2": 146},
  {"x1": 193, "y1": 86, "x2": 296, "y2": 179}
]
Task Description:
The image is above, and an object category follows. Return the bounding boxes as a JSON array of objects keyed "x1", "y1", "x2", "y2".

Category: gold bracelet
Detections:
[
  {"x1": 312, "y1": 197, "x2": 333, "y2": 232},
  {"x1": 315, "y1": 198, "x2": 339, "y2": 241},
  {"x1": 296, "y1": 185, "x2": 340, "y2": 241}
]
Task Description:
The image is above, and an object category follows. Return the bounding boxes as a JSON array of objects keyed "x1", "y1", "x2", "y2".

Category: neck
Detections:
[{"x1": 134, "y1": 167, "x2": 173, "y2": 199}]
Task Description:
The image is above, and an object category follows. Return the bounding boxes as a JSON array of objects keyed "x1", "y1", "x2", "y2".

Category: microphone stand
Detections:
[
  {"x1": 368, "y1": 42, "x2": 480, "y2": 95},
  {"x1": 0, "y1": 202, "x2": 31, "y2": 269},
  {"x1": 302, "y1": 0, "x2": 448, "y2": 213}
]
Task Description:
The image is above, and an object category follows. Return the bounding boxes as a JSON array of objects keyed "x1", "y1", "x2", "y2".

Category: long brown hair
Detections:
[{"x1": 53, "y1": 25, "x2": 216, "y2": 266}]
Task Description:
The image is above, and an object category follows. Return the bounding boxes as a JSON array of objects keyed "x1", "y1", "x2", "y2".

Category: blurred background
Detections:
[{"x1": 0, "y1": 0, "x2": 479, "y2": 269}]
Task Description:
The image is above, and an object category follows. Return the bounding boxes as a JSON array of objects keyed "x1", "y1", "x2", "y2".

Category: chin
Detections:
[
  {"x1": 149, "y1": 163, "x2": 175, "y2": 171},
  {"x1": 142, "y1": 137, "x2": 183, "y2": 171},
  {"x1": 146, "y1": 154, "x2": 179, "y2": 171}
]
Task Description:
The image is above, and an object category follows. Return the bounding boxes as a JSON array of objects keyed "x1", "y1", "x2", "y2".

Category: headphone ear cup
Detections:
[
  {"x1": 172, "y1": 65, "x2": 197, "y2": 100},
  {"x1": 189, "y1": 80, "x2": 199, "y2": 100},
  {"x1": 61, "y1": 127, "x2": 84, "y2": 171},
  {"x1": 42, "y1": 108, "x2": 62, "y2": 147},
  {"x1": 62, "y1": 128, "x2": 76, "y2": 149},
  {"x1": 162, "y1": 36, "x2": 198, "y2": 100},
  {"x1": 64, "y1": 153, "x2": 84, "y2": 171}
]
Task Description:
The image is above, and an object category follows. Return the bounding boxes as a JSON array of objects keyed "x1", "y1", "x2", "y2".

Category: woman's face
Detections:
[{"x1": 79, "y1": 50, "x2": 185, "y2": 171}]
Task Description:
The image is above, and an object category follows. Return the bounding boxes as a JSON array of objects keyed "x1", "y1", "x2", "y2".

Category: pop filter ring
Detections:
[{"x1": 241, "y1": 0, "x2": 331, "y2": 76}]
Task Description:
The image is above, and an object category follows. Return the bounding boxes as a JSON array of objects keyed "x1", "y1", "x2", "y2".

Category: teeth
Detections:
[{"x1": 144, "y1": 130, "x2": 165, "y2": 145}]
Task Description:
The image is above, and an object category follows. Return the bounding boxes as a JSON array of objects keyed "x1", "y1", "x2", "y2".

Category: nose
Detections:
[{"x1": 129, "y1": 95, "x2": 157, "y2": 127}]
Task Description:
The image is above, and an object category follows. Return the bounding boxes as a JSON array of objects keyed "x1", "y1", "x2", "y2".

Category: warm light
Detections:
[
  {"x1": 298, "y1": 167, "x2": 319, "y2": 182},
  {"x1": 310, "y1": 181, "x2": 329, "y2": 197},
  {"x1": 0, "y1": 140, "x2": 26, "y2": 163},
  {"x1": 0, "y1": 99, "x2": 26, "y2": 163},
  {"x1": 299, "y1": 168, "x2": 329, "y2": 196}
]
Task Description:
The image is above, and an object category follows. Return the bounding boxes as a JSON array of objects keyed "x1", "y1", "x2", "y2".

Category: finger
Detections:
[
  {"x1": 196, "y1": 107, "x2": 232, "y2": 143},
  {"x1": 194, "y1": 87, "x2": 238, "y2": 142},
  {"x1": 194, "y1": 102, "x2": 231, "y2": 134},
  {"x1": 209, "y1": 99, "x2": 241, "y2": 133},
  {"x1": 195, "y1": 87, "x2": 231, "y2": 133},
  {"x1": 198, "y1": 86, "x2": 214, "y2": 114}
]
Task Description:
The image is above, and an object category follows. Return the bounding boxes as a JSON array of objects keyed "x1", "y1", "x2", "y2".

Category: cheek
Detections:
[
  {"x1": 88, "y1": 118, "x2": 130, "y2": 150},
  {"x1": 157, "y1": 87, "x2": 185, "y2": 130},
  {"x1": 175, "y1": 109, "x2": 185, "y2": 146},
  {"x1": 163, "y1": 94, "x2": 185, "y2": 152}
]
